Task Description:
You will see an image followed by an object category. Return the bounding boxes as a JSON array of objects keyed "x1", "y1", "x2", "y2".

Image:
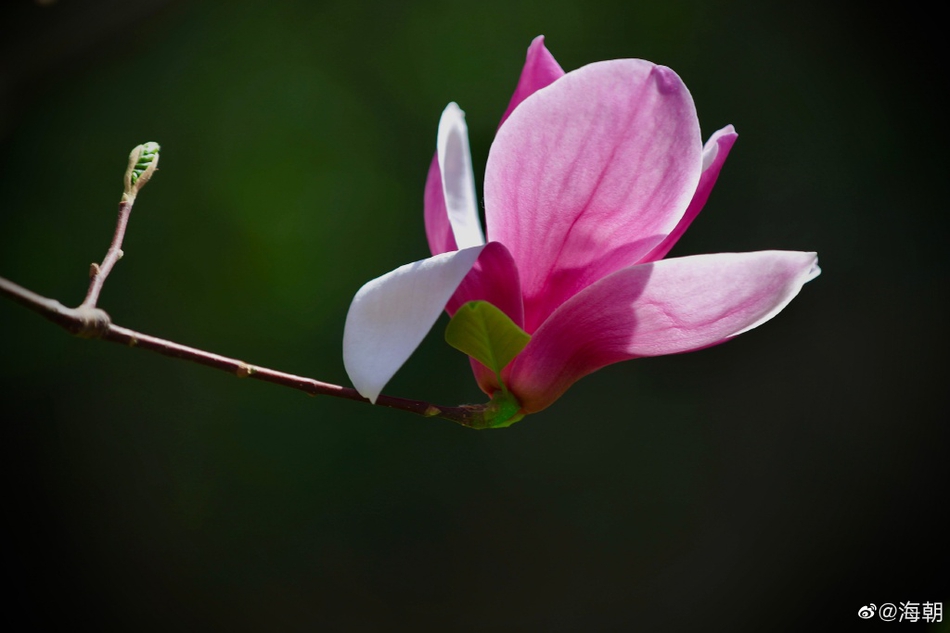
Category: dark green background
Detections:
[{"x1": 2, "y1": 1, "x2": 946, "y2": 630}]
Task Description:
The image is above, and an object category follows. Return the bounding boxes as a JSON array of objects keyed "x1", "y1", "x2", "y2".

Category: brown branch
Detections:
[
  {"x1": 0, "y1": 275, "x2": 488, "y2": 428},
  {"x1": 0, "y1": 143, "x2": 492, "y2": 429},
  {"x1": 81, "y1": 199, "x2": 132, "y2": 309}
]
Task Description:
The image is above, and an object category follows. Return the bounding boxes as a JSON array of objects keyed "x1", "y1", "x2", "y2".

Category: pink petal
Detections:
[
  {"x1": 505, "y1": 251, "x2": 820, "y2": 413},
  {"x1": 444, "y1": 241, "x2": 524, "y2": 395},
  {"x1": 343, "y1": 246, "x2": 484, "y2": 403},
  {"x1": 426, "y1": 35, "x2": 564, "y2": 257},
  {"x1": 498, "y1": 35, "x2": 565, "y2": 128},
  {"x1": 485, "y1": 59, "x2": 704, "y2": 333},
  {"x1": 446, "y1": 242, "x2": 524, "y2": 324},
  {"x1": 424, "y1": 155, "x2": 456, "y2": 256},
  {"x1": 641, "y1": 125, "x2": 738, "y2": 262}
]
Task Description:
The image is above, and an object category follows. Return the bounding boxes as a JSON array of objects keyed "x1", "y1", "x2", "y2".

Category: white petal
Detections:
[
  {"x1": 438, "y1": 103, "x2": 485, "y2": 249},
  {"x1": 343, "y1": 246, "x2": 484, "y2": 403}
]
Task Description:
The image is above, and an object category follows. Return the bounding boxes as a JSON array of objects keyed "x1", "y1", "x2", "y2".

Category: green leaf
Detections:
[{"x1": 444, "y1": 300, "x2": 530, "y2": 375}]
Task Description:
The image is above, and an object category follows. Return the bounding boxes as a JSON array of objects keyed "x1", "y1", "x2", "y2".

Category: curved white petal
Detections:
[
  {"x1": 438, "y1": 103, "x2": 485, "y2": 249},
  {"x1": 343, "y1": 246, "x2": 484, "y2": 403}
]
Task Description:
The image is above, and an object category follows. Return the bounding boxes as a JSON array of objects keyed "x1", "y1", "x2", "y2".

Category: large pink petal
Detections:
[
  {"x1": 641, "y1": 125, "x2": 738, "y2": 263},
  {"x1": 425, "y1": 38, "x2": 562, "y2": 257},
  {"x1": 485, "y1": 59, "x2": 704, "y2": 333},
  {"x1": 444, "y1": 241, "x2": 524, "y2": 395},
  {"x1": 498, "y1": 35, "x2": 565, "y2": 128},
  {"x1": 505, "y1": 251, "x2": 820, "y2": 413},
  {"x1": 446, "y1": 242, "x2": 524, "y2": 324}
]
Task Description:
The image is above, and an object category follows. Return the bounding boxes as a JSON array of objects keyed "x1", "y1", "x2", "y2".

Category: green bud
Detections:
[
  {"x1": 123, "y1": 142, "x2": 160, "y2": 200},
  {"x1": 131, "y1": 142, "x2": 160, "y2": 185}
]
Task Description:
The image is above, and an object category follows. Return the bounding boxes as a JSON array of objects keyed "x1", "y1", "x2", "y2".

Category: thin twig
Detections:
[
  {"x1": 0, "y1": 274, "x2": 488, "y2": 427},
  {"x1": 0, "y1": 142, "x2": 495, "y2": 429},
  {"x1": 81, "y1": 199, "x2": 133, "y2": 309}
]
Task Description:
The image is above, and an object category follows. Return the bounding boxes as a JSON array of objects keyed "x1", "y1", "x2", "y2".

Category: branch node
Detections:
[
  {"x1": 72, "y1": 306, "x2": 112, "y2": 339},
  {"x1": 89, "y1": 263, "x2": 100, "y2": 279},
  {"x1": 236, "y1": 363, "x2": 255, "y2": 378},
  {"x1": 424, "y1": 406, "x2": 442, "y2": 417}
]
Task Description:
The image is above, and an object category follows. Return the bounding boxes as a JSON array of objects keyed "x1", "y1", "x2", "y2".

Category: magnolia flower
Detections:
[{"x1": 343, "y1": 36, "x2": 819, "y2": 424}]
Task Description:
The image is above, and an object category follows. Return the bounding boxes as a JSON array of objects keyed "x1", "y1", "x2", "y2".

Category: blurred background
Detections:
[{"x1": 1, "y1": 0, "x2": 946, "y2": 630}]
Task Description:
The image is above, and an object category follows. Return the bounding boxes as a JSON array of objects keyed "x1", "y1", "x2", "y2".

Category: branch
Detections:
[
  {"x1": 80, "y1": 199, "x2": 132, "y2": 309},
  {"x1": 0, "y1": 143, "x2": 493, "y2": 429},
  {"x1": 0, "y1": 274, "x2": 488, "y2": 428}
]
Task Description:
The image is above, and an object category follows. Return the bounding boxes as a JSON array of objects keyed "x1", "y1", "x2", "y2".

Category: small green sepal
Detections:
[
  {"x1": 463, "y1": 389, "x2": 525, "y2": 430},
  {"x1": 444, "y1": 300, "x2": 530, "y2": 376},
  {"x1": 483, "y1": 389, "x2": 525, "y2": 428}
]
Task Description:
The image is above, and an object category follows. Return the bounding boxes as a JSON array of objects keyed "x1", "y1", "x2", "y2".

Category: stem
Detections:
[
  {"x1": 81, "y1": 199, "x2": 133, "y2": 309},
  {"x1": 1, "y1": 142, "x2": 495, "y2": 429},
  {"x1": 0, "y1": 274, "x2": 488, "y2": 428}
]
